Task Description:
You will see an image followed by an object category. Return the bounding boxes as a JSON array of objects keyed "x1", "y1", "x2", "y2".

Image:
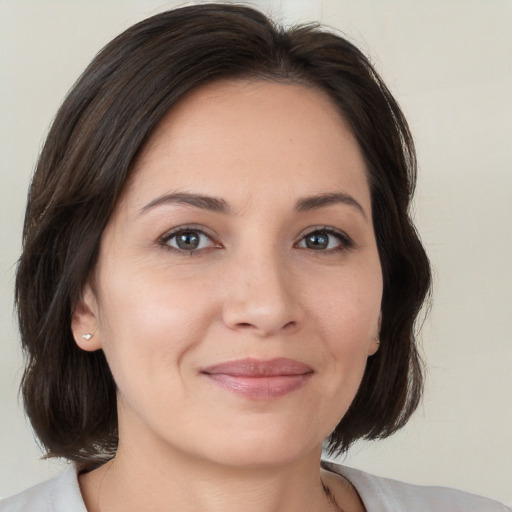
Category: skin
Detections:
[{"x1": 72, "y1": 79, "x2": 382, "y2": 512}]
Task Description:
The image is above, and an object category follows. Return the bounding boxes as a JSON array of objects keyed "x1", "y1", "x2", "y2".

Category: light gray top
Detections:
[{"x1": 1, "y1": 461, "x2": 510, "y2": 511}]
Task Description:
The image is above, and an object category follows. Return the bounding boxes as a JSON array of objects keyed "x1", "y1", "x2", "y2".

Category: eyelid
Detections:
[
  {"x1": 157, "y1": 224, "x2": 222, "y2": 253},
  {"x1": 295, "y1": 226, "x2": 355, "y2": 251}
]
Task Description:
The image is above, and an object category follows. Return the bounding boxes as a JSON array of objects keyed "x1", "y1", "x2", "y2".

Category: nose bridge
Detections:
[{"x1": 222, "y1": 240, "x2": 300, "y2": 336}]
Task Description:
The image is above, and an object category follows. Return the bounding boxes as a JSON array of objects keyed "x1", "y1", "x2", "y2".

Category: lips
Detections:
[{"x1": 201, "y1": 358, "x2": 313, "y2": 399}]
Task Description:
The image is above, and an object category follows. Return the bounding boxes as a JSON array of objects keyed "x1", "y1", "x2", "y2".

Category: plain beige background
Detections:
[{"x1": 1, "y1": 0, "x2": 511, "y2": 505}]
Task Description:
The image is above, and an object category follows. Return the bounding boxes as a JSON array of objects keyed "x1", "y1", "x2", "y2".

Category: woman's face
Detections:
[{"x1": 74, "y1": 80, "x2": 382, "y2": 468}]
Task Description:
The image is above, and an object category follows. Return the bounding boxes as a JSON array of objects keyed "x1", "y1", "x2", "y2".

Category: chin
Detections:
[{"x1": 193, "y1": 424, "x2": 326, "y2": 470}]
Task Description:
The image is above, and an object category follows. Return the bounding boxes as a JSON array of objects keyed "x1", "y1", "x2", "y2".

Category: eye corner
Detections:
[
  {"x1": 295, "y1": 226, "x2": 355, "y2": 253},
  {"x1": 157, "y1": 224, "x2": 222, "y2": 255}
]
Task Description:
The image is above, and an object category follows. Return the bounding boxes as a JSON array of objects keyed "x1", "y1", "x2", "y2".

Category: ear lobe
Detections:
[
  {"x1": 368, "y1": 311, "x2": 382, "y2": 356},
  {"x1": 72, "y1": 284, "x2": 102, "y2": 352},
  {"x1": 368, "y1": 336, "x2": 380, "y2": 356}
]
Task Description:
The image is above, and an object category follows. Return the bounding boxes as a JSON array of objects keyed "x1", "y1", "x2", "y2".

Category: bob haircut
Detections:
[{"x1": 16, "y1": 3, "x2": 431, "y2": 465}]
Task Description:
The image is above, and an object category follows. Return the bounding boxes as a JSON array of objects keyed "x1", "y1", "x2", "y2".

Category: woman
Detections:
[{"x1": 1, "y1": 4, "x2": 509, "y2": 511}]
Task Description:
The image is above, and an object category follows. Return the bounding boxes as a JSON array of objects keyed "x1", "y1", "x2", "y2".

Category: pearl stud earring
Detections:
[{"x1": 82, "y1": 333, "x2": 94, "y2": 341}]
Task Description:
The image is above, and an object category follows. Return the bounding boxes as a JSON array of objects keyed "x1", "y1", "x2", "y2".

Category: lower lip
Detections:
[{"x1": 205, "y1": 373, "x2": 312, "y2": 399}]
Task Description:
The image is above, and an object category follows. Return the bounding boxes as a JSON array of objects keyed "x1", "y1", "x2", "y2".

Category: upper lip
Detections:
[{"x1": 201, "y1": 358, "x2": 313, "y2": 377}]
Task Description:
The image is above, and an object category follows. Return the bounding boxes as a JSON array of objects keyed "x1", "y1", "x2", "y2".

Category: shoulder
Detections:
[
  {"x1": 322, "y1": 460, "x2": 511, "y2": 512},
  {"x1": 0, "y1": 465, "x2": 86, "y2": 512}
]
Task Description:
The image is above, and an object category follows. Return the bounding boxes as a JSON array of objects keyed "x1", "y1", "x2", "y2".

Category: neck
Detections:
[
  {"x1": 80, "y1": 442, "x2": 341, "y2": 512},
  {"x1": 78, "y1": 405, "x2": 366, "y2": 512}
]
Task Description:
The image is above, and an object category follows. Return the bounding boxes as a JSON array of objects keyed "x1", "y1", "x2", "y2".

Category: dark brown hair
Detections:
[{"x1": 16, "y1": 3, "x2": 431, "y2": 465}]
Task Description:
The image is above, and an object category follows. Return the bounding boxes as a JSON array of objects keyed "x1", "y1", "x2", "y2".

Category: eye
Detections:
[
  {"x1": 159, "y1": 227, "x2": 218, "y2": 253},
  {"x1": 296, "y1": 228, "x2": 353, "y2": 252}
]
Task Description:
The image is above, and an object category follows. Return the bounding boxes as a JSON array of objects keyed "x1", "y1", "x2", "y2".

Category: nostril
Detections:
[{"x1": 234, "y1": 321, "x2": 296, "y2": 331}]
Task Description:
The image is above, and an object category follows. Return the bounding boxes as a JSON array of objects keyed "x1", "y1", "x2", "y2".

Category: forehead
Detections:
[{"x1": 123, "y1": 79, "x2": 370, "y2": 213}]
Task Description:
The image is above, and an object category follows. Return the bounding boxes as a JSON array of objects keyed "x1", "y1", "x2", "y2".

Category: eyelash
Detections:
[
  {"x1": 296, "y1": 227, "x2": 355, "y2": 253},
  {"x1": 158, "y1": 224, "x2": 218, "y2": 257},
  {"x1": 157, "y1": 225, "x2": 355, "y2": 256}
]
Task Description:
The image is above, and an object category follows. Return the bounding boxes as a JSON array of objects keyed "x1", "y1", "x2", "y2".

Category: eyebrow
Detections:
[
  {"x1": 295, "y1": 192, "x2": 367, "y2": 219},
  {"x1": 140, "y1": 191, "x2": 366, "y2": 219},
  {"x1": 140, "y1": 192, "x2": 230, "y2": 214}
]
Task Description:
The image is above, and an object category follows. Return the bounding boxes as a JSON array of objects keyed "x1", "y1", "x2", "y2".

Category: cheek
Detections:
[
  {"x1": 310, "y1": 269, "x2": 382, "y2": 338},
  {"x1": 95, "y1": 263, "x2": 221, "y2": 371},
  {"x1": 306, "y1": 265, "x2": 382, "y2": 390}
]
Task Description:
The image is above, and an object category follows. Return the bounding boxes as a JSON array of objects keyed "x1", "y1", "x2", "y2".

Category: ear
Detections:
[
  {"x1": 71, "y1": 283, "x2": 102, "y2": 352},
  {"x1": 367, "y1": 311, "x2": 382, "y2": 356},
  {"x1": 367, "y1": 337, "x2": 380, "y2": 356}
]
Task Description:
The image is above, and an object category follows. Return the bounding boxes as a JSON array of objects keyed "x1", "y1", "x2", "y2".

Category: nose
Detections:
[{"x1": 221, "y1": 251, "x2": 302, "y2": 338}]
